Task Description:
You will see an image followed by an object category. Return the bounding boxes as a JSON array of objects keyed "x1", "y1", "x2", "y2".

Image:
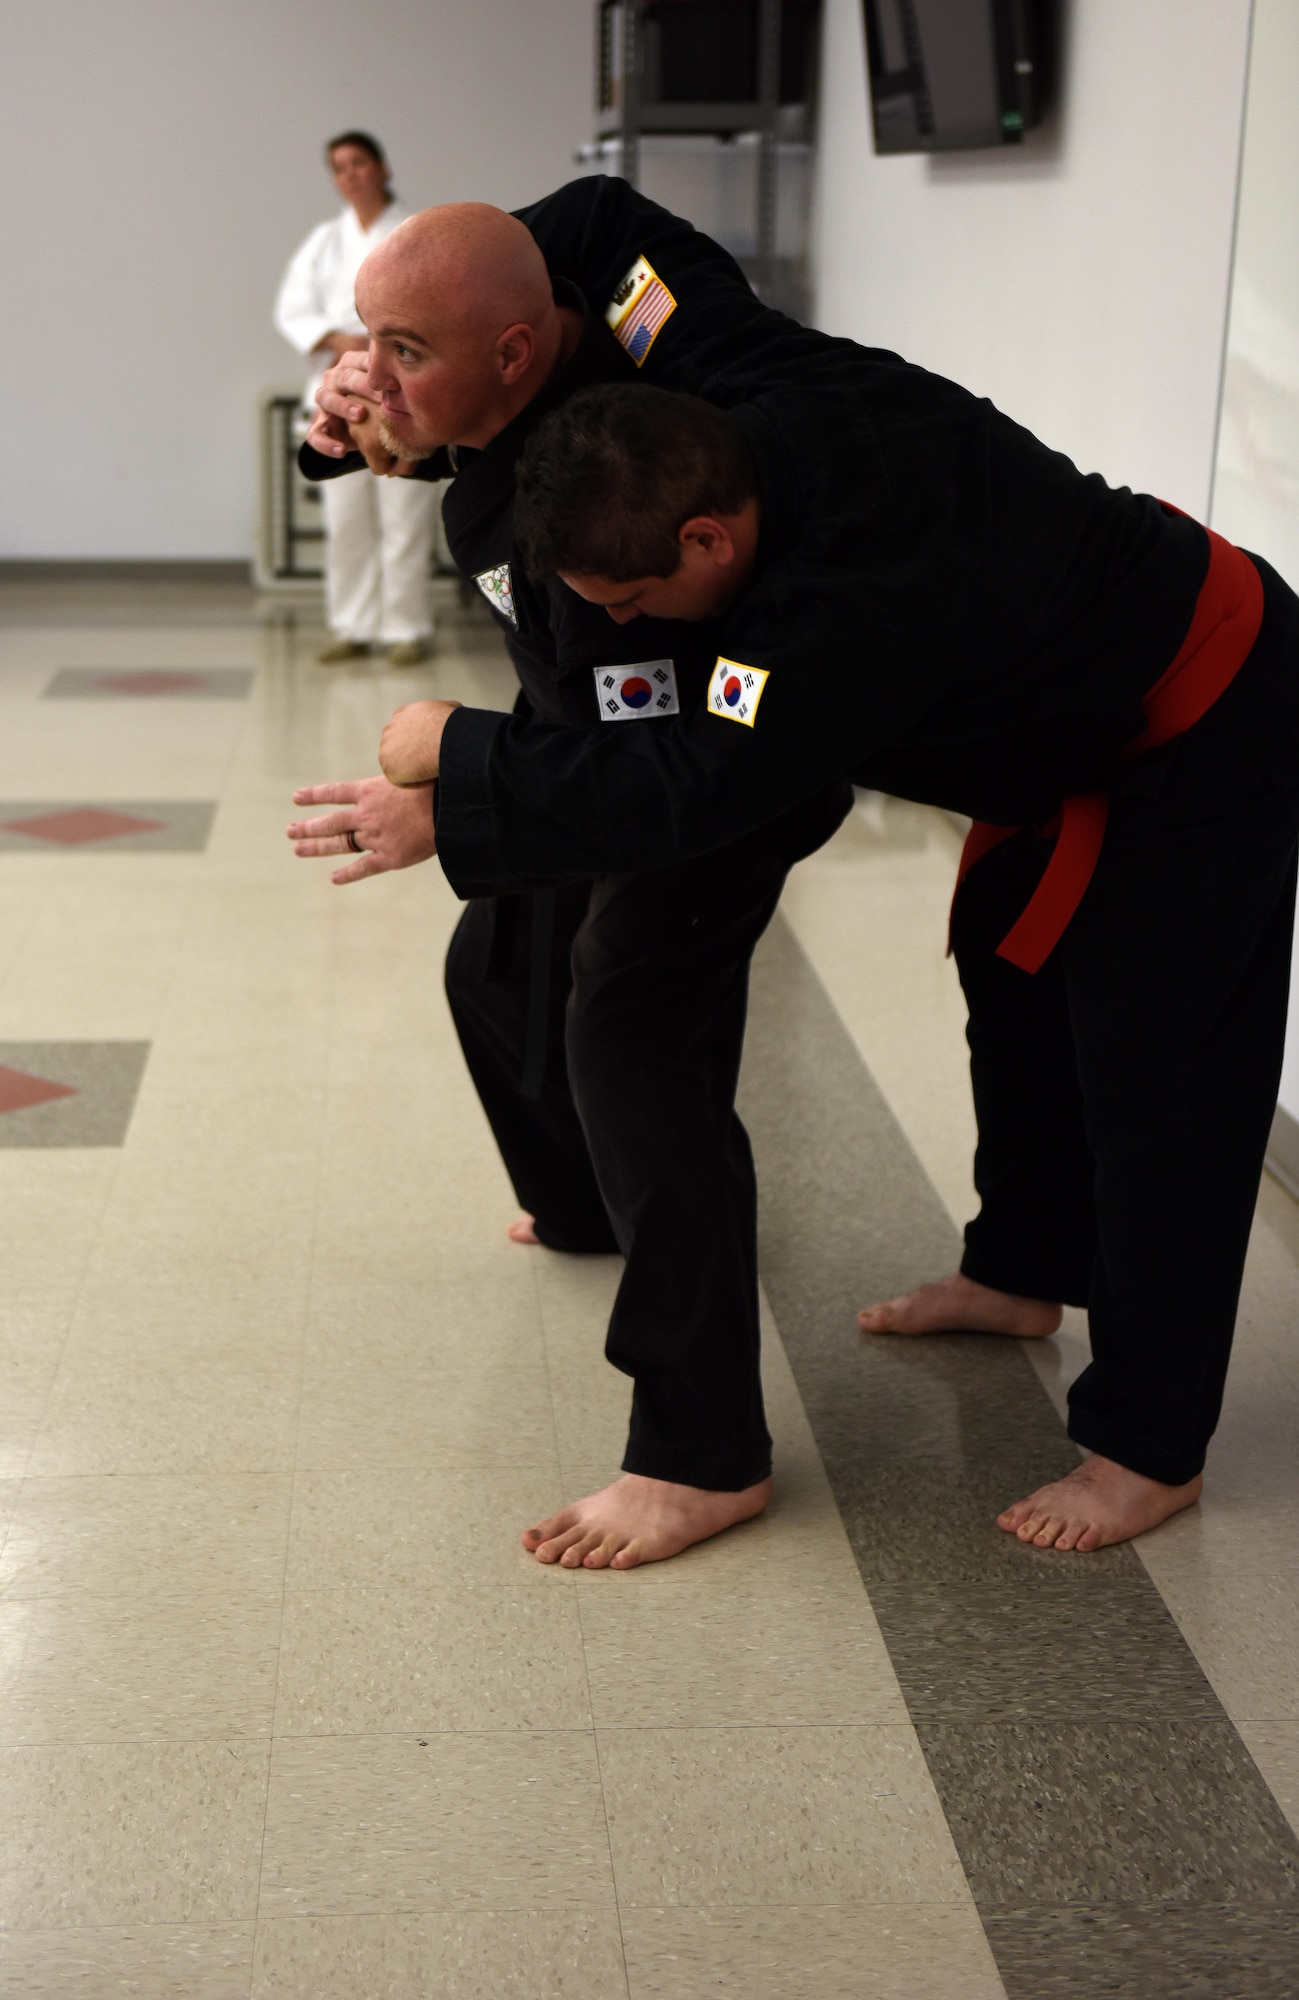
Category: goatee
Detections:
[{"x1": 375, "y1": 413, "x2": 436, "y2": 463}]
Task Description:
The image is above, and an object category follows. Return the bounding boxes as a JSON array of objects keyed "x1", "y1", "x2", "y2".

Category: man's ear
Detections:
[
  {"x1": 496, "y1": 322, "x2": 536, "y2": 386},
  {"x1": 678, "y1": 516, "x2": 735, "y2": 568}
]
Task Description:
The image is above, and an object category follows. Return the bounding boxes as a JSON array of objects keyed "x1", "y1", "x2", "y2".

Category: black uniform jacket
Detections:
[{"x1": 301, "y1": 175, "x2": 1299, "y2": 895}]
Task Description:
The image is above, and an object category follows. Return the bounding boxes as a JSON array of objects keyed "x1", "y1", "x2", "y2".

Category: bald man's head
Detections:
[
  {"x1": 353, "y1": 201, "x2": 575, "y2": 456},
  {"x1": 368, "y1": 204, "x2": 555, "y2": 341}
]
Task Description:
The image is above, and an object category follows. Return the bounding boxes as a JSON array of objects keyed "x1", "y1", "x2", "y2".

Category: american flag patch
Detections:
[{"x1": 605, "y1": 255, "x2": 678, "y2": 367}]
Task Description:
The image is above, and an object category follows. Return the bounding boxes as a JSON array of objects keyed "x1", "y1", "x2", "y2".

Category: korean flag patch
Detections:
[
  {"x1": 474, "y1": 563, "x2": 516, "y2": 628},
  {"x1": 706, "y1": 656, "x2": 769, "y2": 727},
  {"x1": 594, "y1": 659, "x2": 680, "y2": 721},
  {"x1": 605, "y1": 255, "x2": 678, "y2": 367}
]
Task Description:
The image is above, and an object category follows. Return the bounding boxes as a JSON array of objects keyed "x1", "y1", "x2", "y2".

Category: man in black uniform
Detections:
[
  {"x1": 290, "y1": 198, "x2": 850, "y2": 1568},
  {"x1": 379, "y1": 375, "x2": 1299, "y2": 1559}
]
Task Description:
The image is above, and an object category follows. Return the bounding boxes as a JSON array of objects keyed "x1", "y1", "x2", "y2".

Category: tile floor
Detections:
[{"x1": 0, "y1": 577, "x2": 1294, "y2": 1996}]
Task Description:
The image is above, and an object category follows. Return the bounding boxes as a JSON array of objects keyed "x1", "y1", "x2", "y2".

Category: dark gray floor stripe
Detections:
[{"x1": 740, "y1": 915, "x2": 1299, "y2": 2000}]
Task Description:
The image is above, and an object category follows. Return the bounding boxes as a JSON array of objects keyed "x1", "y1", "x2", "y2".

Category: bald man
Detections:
[{"x1": 289, "y1": 189, "x2": 851, "y2": 1567}]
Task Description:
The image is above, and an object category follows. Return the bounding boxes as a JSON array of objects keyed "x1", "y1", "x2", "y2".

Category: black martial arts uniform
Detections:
[
  {"x1": 303, "y1": 291, "x2": 849, "y2": 1493},
  {"x1": 433, "y1": 375, "x2": 1299, "y2": 1493}
]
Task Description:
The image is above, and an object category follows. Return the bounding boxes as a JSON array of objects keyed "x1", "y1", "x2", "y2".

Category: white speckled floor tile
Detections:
[
  {"x1": 0, "y1": 1590, "x2": 282, "y2": 1742},
  {"x1": 0, "y1": 1474, "x2": 293, "y2": 1602},
  {"x1": 285, "y1": 1468, "x2": 573, "y2": 1592},
  {"x1": 0, "y1": 1923, "x2": 256, "y2": 1999},
  {"x1": 259, "y1": 1732, "x2": 613, "y2": 1918},
  {"x1": 621, "y1": 1903, "x2": 1004, "y2": 2000},
  {"x1": 0, "y1": 1739, "x2": 270, "y2": 1928},
  {"x1": 251, "y1": 1909, "x2": 628, "y2": 1999},
  {"x1": 273, "y1": 1582, "x2": 590, "y2": 1734}
]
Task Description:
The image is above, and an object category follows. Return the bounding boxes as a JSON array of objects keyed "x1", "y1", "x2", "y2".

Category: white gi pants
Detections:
[{"x1": 323, "y1": 472, "x2": 439, "y2": 644}]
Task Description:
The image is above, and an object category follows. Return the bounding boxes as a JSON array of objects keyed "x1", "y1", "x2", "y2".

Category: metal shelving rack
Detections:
[
  {"x1": 595, "y1": 0, "x2": 817, "y2": 309},
  {"x1": 256, "y1": 392, "x2": 459, "y2": 596},
  {"x1": 260, "y1": 394, "x2": 325, "y2": 588}
]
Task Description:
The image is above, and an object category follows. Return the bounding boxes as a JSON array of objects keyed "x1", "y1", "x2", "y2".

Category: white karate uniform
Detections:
[{"x1": 274, "y1": 201, "x2": 438, "y2": 644}]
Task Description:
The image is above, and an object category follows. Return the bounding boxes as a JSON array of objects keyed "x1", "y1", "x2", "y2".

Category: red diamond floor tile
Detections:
[
  {"x1": 0, "y1": 808, "x2": 166, "y2": 845},
  {"x1": 0, "y1": 1065, "x2": 78, "y2": 1113},
  {"x1": 91, "y1": 671, "x2": 214, "y2": 695}
]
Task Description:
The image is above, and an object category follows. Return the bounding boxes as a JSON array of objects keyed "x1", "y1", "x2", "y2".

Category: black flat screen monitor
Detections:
[{"x1": 863, "y1": 0, "x2": 1049, "y2": 153}]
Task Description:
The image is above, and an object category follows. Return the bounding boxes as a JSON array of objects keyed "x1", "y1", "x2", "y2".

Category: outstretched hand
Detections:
[
  {"x1": 286, "y1": 775, "x2": 437, "y2": 884},
  {"x1": 379, "y1": 699, "x2": 461, "y2": 785}
]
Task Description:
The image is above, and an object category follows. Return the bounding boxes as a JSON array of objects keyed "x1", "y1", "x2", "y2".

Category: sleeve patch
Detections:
[
  {"x1": 473, "y1": 564, "x2": 516, "y2": 628},
  {"x1": 706, "y1": 657, "x2": 769, "y2": 727},
  {"x1": 605, "y1": 255, "x2": 677, "y2": 367},
  {"x1": 594, "y1": 659, "x2": 680, "y2": 720}
]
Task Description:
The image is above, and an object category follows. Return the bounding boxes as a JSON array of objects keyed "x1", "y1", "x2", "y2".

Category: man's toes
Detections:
[
  {"x1": 531, "y1": 1522, "x2": 591, "y2": 1564},
  {"x1": 1031, "y1": 1514, "x2": 1067, "y2": 1547},
  {"x1": 532, "y1": 1537, "x2": 575, "y2": 1564},
  {"x1": 559, "y1": 1530, "x2": 605, "y2": 1569},
  {"x1": 521, "y1": 1508, "x2": 573, "y2": 1552},
  {"x1": 609, "y1": 1539, "x2": 648, "y2": 1570},
  {"x1": 998, "y1": 1497, "x2": 1038, "y2": 1531},
  {"x1": 1073, "y1": 1520, "x2": 1104, "y2": 1553},
  {"x1": 580, "y1": 1534, "x2": 625, "y2": 1570}
]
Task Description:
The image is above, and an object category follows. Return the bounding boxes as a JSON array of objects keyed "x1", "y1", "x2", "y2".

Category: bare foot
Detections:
[
  {"x1": 997, "y1": 1453, "x2": 1202, "y2": 1552},
  {"x1": 521, "y1": 1472, "x2": 771, "y2": 1570},
  {"x1": 859, "y1": 1270, "x2": 1061, "y2": 1339},
  {"x1": 507, "y1": 1215, "x2": 540, "y2": 1245}
]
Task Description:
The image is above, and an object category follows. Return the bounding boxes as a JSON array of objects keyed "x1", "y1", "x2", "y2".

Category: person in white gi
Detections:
[{"x1": 274, "y1": 131, "x2": 438, "y2": 665}]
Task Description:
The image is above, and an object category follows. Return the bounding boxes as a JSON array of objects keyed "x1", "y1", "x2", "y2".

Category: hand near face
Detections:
[
  {"x1": 303, "y1": 353, "x2": 376, "y2": 459},
  {"x1": 378, "y1": 700, "x2": 461, "y2": 786},
  {"x1": 286, "y1": 775, "x2": 437, "y2": 884},
  {"x1": 304, "y1": 354, "x2": 418, "y2": 476}
]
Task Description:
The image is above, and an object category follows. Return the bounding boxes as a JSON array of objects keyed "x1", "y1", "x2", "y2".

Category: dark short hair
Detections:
[
  {"x1": 326, "y1": 130, "x2": 388, "y2": 169},
  {"x1": 514, "y1": 384, "x2": 758, "y2": 582},
  {"x1": 323, "y1": 131, "x2": 389, "y2": 199}
]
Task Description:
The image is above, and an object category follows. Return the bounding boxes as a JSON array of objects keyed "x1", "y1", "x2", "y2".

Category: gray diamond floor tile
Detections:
[{"x1": 0, "y1": 1043, "x2": 150, "y2": 1147}]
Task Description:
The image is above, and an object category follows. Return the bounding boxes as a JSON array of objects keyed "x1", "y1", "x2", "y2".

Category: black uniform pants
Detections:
[
  {"x1": 952, "y1": 718, "x2": 1299, "y2": 1487},
  {"x1": 445, "y1": 785, "x2": 851, "y2": 1491}
]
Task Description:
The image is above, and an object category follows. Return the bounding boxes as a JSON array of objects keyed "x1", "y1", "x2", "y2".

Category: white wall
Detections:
[
  {"x1": 0, "y1": 0, "x2": 592, "y2": 560},
  {"x1": 810, "y1": 0, "x2": 1253, "y2": 513},
  {"x1": 1211, "y1": 0, "x2": 1299, "y2": 587},
  {"x1": 1206, "y1": 0, "x2": 1299, "y2": 1125}
]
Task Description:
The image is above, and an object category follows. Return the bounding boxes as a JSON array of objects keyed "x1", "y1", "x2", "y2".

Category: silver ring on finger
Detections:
[{"x1": 346, "y1": 829, "x2": 363, "y2": 854}]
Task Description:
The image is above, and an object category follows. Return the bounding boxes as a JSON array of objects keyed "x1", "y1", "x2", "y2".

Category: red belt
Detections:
[{"x1": 949, "y1": 518, "x2": 1264, "y2": 974}]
